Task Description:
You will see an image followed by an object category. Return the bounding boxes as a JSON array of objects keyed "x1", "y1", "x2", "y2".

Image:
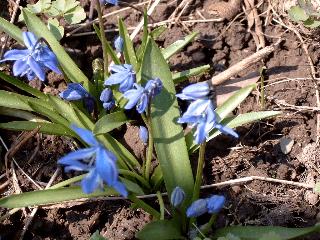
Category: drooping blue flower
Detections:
[
  {"x1": 101, "y1": 0, "x2": 118, "y2": 5},
  {"x1": 170, "y1": 186, "x2": 185, "y2": 208},
  {"x1": 176, "y1": 82, "x2": 210, "y2": 101},
  {"x1": 59, "y1": 83, "x2": 95, "y2": 113},
  {"x1": 186, "y1": 198, "x2": 208, "y2": 218},
  {"x1": 114, "y1": 36, "x2": 124, "y2": 53},
  {"x1": 104, "y1": 64, "x2": 136, "y2": 93},
  {"x1": 58, "y1": 125, "x2": 127, "y2": 197},
  {"x1": 100, "y1": 88, "x2": 115, "y2": 110},
  {"x1": 123, "y1": 78, "x2": 163, "y2": 114},
  {"x1": 0, "y1": 31, "x2": 61, "y2": 81},
  {"x1": 186, "y1": 195, "x2": 226, "y2": 218},
  {"x1": 207, "y1": 195, "x2": 225, "y2": 214},
  {"x1": 139, "y1": 126, "x2": 148, "y2": 144}
]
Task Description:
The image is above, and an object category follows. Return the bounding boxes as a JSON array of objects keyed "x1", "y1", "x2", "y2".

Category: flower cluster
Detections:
[
  {"x1": 59, "y1": 83, "x2": 95, "y2": 113},
  {"x1": 176, "y1": 82, "x2": 238, "y2": 144},
  {"x1": 0, "y1": 32, "x2": 61, "y2": 81},
  {"x1": 58, "y1": 125, "x2": 127, "y2": 197},
  {"x1": 187, "y1": 195, "x2": 226, "y2": 218}
]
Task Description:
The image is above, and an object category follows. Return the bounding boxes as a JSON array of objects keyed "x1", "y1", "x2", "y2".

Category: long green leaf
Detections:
[
  {"x1": 118, "y1": 18, "x2": 138, "y2": 71},
  {"x1": 172, "y1": 65, "x2": 210, "y2": 84},
  {"x1": 0, "y1": 72, "x2": 46, "y2": 99},
  {"x1": 136, "y1": 220, "x2": 183, "y2": 240},
  {"x1": 0, "y1": 186, "x2": 116, "y2": 208},
  {"x1": 188, "y1": 111, "x2": 281, "y2": 152},
  {"x1": 0, "y1": 90, "x2": 33, "y2": 111},
  {"x1": 0, "y1": 17, "x2": 23, "y2": 44},
  {"x1": 141, "y1": 37, "x2": 194, "y2": 203},
  {"x1": 0, "y1": 121, "x2": 74, "y2": 136},
  {"x1": 22, "y1": 10, "x2": 95, "y2": 95},
  {"x1": 93, "y1": 111, "x2": 128, "y2": 135},
  {"x1": 213, "y1": 225, "x2": 320, "y2": 240},
  {"x1": 162, "y1": 32, "x2": 198, "y2": 60}
]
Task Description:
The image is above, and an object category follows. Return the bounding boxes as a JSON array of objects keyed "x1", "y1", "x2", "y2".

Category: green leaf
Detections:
[
  {"x1": 93, "y1": 111, "x2": 128, "y2": 135},
  {"x1": 0, "y1": 121, "x2": 73, "y2": 136},
  {"x1": 0, "y1": 90, "x2": 33, "y2": 111},
  {"x1": 288, "y1": 6, "x2": 309, "y2": 22},
  {"x1": 22, "y1": 9, "x2": 95, "y2": 96},
  {"x1": 27, "y1": 0, "x2": 52, "y2": 14},
  {"x1": 47, "y1": 18, "x2": 64, "y2": 40},
  {"x1": 119, "y1": 18, "x2": 138, "y2": 71},
  {"x1": 0, "y1": 186, "x2": 116, "y2": 208},
  {"x1": 136, "y1": 220, "x2": 183, "y2": 240},
  {"x1": 150, "y1": 26, "x2": 167, "y2": 39},
  {"x1": 0, "y1": 17, "x2": 23, "y2": 44},
  {"x1": 0, "y1": 71, "x2": 46, "y2": 99},
  {"x1": 0, "y1": 107, "x2": 40, "y2": 121},
  {"x1": 161, "y1": 32, "x2": 198, "y2": 60},
  {"x1": 141, "y1": 37, "x2": 194, "y2": 203},
  {"x1": 120, "y1": 178, "x2": 144, "y2": 195},
  {"x1": 303, "y1": 19, "x2": 320, "y2": 28},
  {"x1": 213, "y1": 225, "x2": 320, "y2": 240},
  {"x1": 64, "y1": 6, "x2": 86, "y2": 24},
  {"x1": 188, "y1": 111, "x2": 281, "y2": 152},
  {"x1": 51, "y1": 0, "x2": 79, "y2": 14},
  {"x1": 136, "y1": 10, "x2": 149, "y2": 61},
  {"x1": 172, "y1": 65, "x2": 210, "y2": 84},
  {"x1": 90, "y1": 231, "x2": 107, "y2": 240}
]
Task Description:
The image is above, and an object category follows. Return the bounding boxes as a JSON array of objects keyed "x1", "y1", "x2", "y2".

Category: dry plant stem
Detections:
[
  {"x1": 95, "y1": 0, "x2": 109, "y2": 78},
  {"x1": 19, "y1": 168, "x2": 60, "y2": 240},
  {"x1": 211, "y1": 42, "x2": 278, "y2": 86},
  {"x1": 0, "y1": 0, "x2": 20, "y2": 58}
]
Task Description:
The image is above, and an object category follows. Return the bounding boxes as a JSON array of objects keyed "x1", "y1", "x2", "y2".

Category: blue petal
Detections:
[
  {"x1": 1, "y1": 49, "x2": 30, "y2": 61},
  {"x1": 81, "y1": 169, "x2": 101, "y2": 194},
  {"x1": 139, "y1": 126, "x2": 148, "y2": 144},
  {"x1": 136, "y1": 93, "x2": 148, "y2": 114},
  {"x1": 206, "y1": 195, "x2": 225, "y2": 214},
  {"x1": 123, "y1": 87, "x2": 144, "y2": 110},
  {"x1": 23, "y1": 32, "x2": 38, "y2": 49},
  {"x1": 12, "y1": 59, "x2": 29, "y2": 76},
  {"x1": 184, "y1": 99, "x2": 211, "y2": 116},
  {"x1": 114, "y1": 36, "x2": 124, "y2": 52},
  {"x1": 58, "y1": 147, "x2": 97, "y2": 165},
  {"x1": 64, "y1": 161, "x2": 91, "y2": 172},
  {"x1": 95, "y1": 147, "x2": 118, "y2": 185},
  {"x1": 102, "y1": 100, "x2": 115, "y2": 110},
  {"x1": 118, "y1": 73, "x2": 135, "y2": 92},
  {"x1": 59, "y1": 89, "x2": 84, "y2": 101},
  {"x1": 71, "y1": 125, "x2": 99, "y2": 146},
  {"x1": 215, "y1": 124, "x2": 239, "y2": 138},
  {"x1": 176, "y1": 82, "x2": 210, "y2": 100},
  {"x1": 27, "y1": 56, "x2": 46, "y2": 81},
  {"x1": 100, "y1": 88, "x2": 113, "y2": 102},
  {"x1": 41, "y1": 48, "x2": 61, "y2": 74},
  {"x1": 110, "y1": 64, "x2": 127, "y2": 73},
  {"x1": 145, "y1": 78, "x2": 163, "y2": 98},
  {"x1": 105, "y1": 71, "x2": 130, "y2": 85},
  {"x1": 112, "y1": 181, "x2": 128, "y2": 197},
  {"x1": 170, "y1": 186, "x2": 185, "y2": 207},
  {"x1": 194, "y1": 120, "x2": 207, "y2": 144},
  {"x1": 186, "y1": 199, "x2": 208, "y2": 218}
]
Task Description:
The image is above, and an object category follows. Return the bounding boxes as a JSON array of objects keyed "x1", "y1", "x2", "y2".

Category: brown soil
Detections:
[{"x1": 1, "y1": 0, "x2": 320, "y2": 239}]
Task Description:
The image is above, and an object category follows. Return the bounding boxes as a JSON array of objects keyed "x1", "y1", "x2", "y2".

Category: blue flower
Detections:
[
  {"x1": 123, "y1": 78, "x2": 163, "y2": 114},
  {"x1": 186, "y1": 199, "x2": 208, "y2": 218},
  {"x1": 100, "y1": 88, "x2": 115, "y2": 110},
  {"x1": 59, "y1": 83, "x2": 95, "y2": 113},
  {"x1": 207, "y1": 195, "x2": 225, "y2": 214},
  {"x1": 170, "y1": 186, "x2": 185, "y2": 207},
  {"x1": 139, "y1": 126, "x2": 148, "y2": 144},
  {"x1": 176, "y1": 82, "x2": 210, "y2": 100},
  {"x1": 186, "y1": 195, "x2": 226, "y2": 218},
  {"x1": 58, "y1": 125, "x2": 127, "y2": 197},
  {"x1": 114, "y1": 36, "x2": 124, "y2": 53},
  {"x1": 104, "y1": 64, "x2": 136, "y2": 93},
  {"x1": 0, "y1": 31, "x2": 61, "y2": 81},
  {"x1": 101, "y1": 0, "x2": 118, "y2": 5}
]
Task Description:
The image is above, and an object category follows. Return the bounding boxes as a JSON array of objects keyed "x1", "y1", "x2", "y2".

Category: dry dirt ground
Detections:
[{"x1": 1, "y1": 0, "x2": 320, "y2": 239}]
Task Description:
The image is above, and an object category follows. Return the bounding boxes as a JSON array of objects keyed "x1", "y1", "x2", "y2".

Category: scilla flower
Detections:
[
  {"x1": 176, "y1": 82, "x2": 210, "y2": 100},
  {"x1": 100, "y1": 88, "x2": 115, "y2": 110},
  {"x1": 59, "y1": 83, "x2": 94, "y2": 113},
  {"x1": 101, "y1": 0, "x2": 118, "y2": 5},
  {"x1": 104, "y1": 64, "x2": 136, "y2": 93},
  {"x1": 114, "y1": 36, "x2": 124, "y2": 53},
  {"x1": 186, "y1": 195, "x2": 225, "y2": 218},
  {"x1": 0, "y1": 31, "x2": 61, "y2": 81},
  {"x1": 123, "y1": 78, "x2": 163, "y2": 114},
  {"x1": 170, "y1": 186, "x2": 185, "y2": 207},
  {"x1": 139, "y1": 126, "x2": 148, "y2": 144},
  {"x1": 58, "y1": 125, "x2": 127, "y2": 197}
]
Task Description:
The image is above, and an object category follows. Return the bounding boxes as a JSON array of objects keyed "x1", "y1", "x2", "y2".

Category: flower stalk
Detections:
[
  {"x1": 144, "y1": 102, "x2": 154, "y2": 180},
  {"x1": 192, "y1": 142, "x2": 207, "y2": 202}
]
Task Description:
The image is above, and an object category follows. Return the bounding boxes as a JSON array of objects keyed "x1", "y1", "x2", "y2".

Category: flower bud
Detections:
[
  {"x1": 186, "y1": 198, "x2": 208, "y2": 218},
  {"x1": 114, "y1": 36, "x2": 124, "y2": 53},
  {"x1": 139, "y1": 126, "x2": 148, "y2": 144},
  {"x1": 206, "y1": 195, "x2": 225, "y2": 214},
  {"x1": 170, "y1": 186, "x2": 185, "y2": 207},
  {"x1": 176, "y1": 82, "x2": 210, "y2": 100}
]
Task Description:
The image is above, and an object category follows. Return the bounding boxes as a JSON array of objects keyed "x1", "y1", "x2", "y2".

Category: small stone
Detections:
[{"x1": 280, "y1": 137, "x2": 294, "y2": 154}]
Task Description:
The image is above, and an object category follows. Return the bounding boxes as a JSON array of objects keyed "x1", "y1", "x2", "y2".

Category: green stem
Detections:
[
  {"x1": 201, "y1": 214, "x2": 217, "y2": 235},
  {"x1": 119, "y1": 169, "x2": 151, "y2": 189},
  {"x1": 129, "y1": 194, "x2": 160, "y2": 219},
  {"x1": 95, "y1": 0, "x2": 109, "y2": 78},
  {"x1": 192, "y1": 142, "x2": 207, "y2": 202},
  {"x1": 144, "y1": 104, "x2": 154, "y2": 180},
  {"x1": 156, "y1": 191, "x2": 165, "y2": 220}
]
